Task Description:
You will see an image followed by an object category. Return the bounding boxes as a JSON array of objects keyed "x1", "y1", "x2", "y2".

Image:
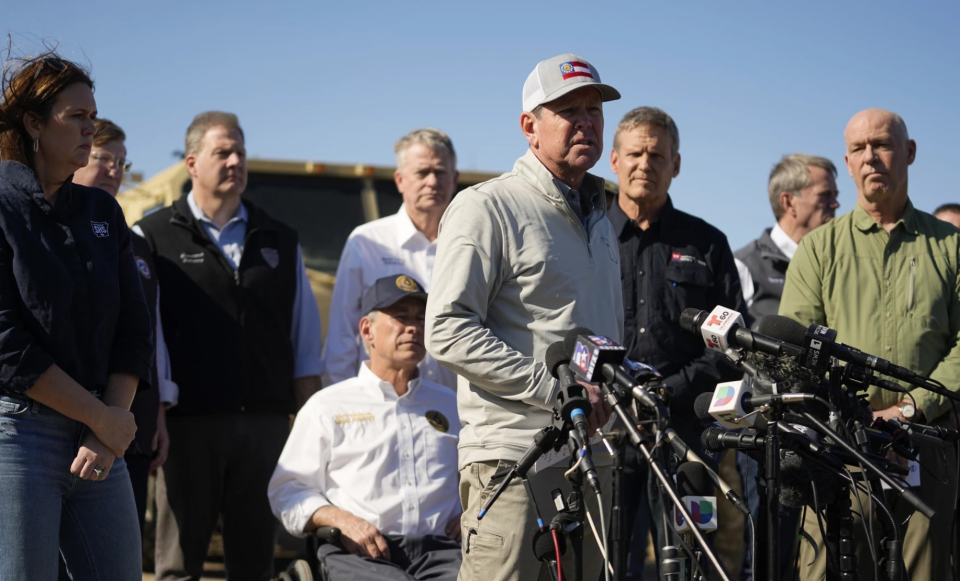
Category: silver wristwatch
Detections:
[{"x1": 899, "y1": 402, "x2": 917, "y2": 421}]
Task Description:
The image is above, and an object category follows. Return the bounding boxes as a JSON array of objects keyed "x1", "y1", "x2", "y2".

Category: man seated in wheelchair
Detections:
[{"x1": 269, "y1": 275, "x2": 462, "y2": 580}]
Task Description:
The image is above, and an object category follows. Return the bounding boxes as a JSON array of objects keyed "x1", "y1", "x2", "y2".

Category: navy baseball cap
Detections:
[{"x1": 361, "y1": 274, "x2": 428, "y2": 316}]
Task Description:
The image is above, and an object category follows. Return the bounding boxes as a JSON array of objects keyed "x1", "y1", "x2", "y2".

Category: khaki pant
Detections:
[
  {"x1": 457, "y1": 459, "x2": 613, "y2": 581},
  {"x1": 797, "y1": 426, "x2": 958, "y2": 580}
]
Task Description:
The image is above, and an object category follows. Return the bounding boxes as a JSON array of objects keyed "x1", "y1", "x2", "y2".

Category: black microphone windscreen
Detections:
[
  {"x1": 676, "y1": 461, "x2": 714, "y2": 497},
  {"x1": 778, "y1": 450, "x2": 839, "y2": 509},
  {"x1": 545, "y1": 342, "x2": 569, "y2": 380},
  {"x1": 532, "y1": 528, "x2": 563, "y2": 561},
  {"x1": 694, "y1": 392, "x2": 715, "y2": 423},
  {"x1": 756, "y1": 315, "x2": 806, "y2": 347},
  {"x1": 562, "y1": 326, "x2": 595, "y2": 358},
  {"x1": 700, "y1": 426, "x2": 726, "y2": 453},
  {"x1": 679, "y1": 308, "x2": 704, "y2": 334}
]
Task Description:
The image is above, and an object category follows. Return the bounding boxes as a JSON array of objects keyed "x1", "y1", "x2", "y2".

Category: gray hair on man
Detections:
[
  {"x1": 394, "y1": 128, "x2": 457, "y2": 170},
  {"x1": 768, "y1": 153, "x2": 838, "y2": 220},
  {"x1": 613, "y1": 107, "x2": 680, "y2": 157},
  {"x1": 185, "y1": 111, "x2": 245, "y2": 156}
]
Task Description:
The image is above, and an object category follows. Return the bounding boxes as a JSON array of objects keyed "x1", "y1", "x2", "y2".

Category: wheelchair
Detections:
[{"x1": 278, "y1": 526, "x2": 341, "y2": 581}]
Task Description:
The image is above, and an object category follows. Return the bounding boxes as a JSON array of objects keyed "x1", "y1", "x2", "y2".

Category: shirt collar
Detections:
[
  {"x1": 358, "y1": 361, "x2": 421, "y2": 402},
  {"x1": 770, "y1": 223, "x2": 799, "y2": 260},
  {"x1": 853, "y1": 198, "x2": 919, "y2": 236},
  {"x1": 186, "y1": 190, "x2": 247, "y2": 229},
  {"x1": 395, "y1": 204, "x2": 432, "y2": 249},
  {"x1": 607, "y1": 194, "x2": 676, "y2": 237}
]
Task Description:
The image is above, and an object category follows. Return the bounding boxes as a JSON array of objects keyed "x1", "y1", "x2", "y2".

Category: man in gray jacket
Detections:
[
  {"x1": 426, "y1": 54, "x2": 624, "y2": 581},
  {"x1": 734, "y1": 153, "x2": 839, "y2": 322}
]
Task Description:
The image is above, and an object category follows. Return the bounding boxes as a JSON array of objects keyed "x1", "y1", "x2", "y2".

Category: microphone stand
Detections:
[
  {"x1": 597, "y1": 380, "x2": 732, "y2": 581},
  {"x1": 763, "y1": 416, "x2": 782, "y2": 581},
  {"x1": 609, "y1": 427, "x2": 628, "y2": 581}
]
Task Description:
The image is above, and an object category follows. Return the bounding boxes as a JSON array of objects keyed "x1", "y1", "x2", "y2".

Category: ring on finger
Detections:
[{"x1": 93, "y1": 467, "x2": 104, "y2": 479}]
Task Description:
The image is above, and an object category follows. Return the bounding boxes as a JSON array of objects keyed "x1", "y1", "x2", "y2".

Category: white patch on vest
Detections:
[
  {"x1": 261, "y1": 248, "x2": 280, "y2": 268},
  {"x1": 768, "y1": 277, "x2": 785, "y2": 284},
  {"x1": 91, "y1": 221, "x2": 110, "y2": 238},
  {"x1": 180, "y1": 252, "x2": 204, "y2": 264}
]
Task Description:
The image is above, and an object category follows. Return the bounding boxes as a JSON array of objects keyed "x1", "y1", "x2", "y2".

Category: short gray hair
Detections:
[
  {"x1": 613, "y1": 107, "x2": 680, "y2": 157},
  {"x1": 185, "y1": 111, "x2": 244, "y2": 156},
  {"x1": 767, "y1": 153, "x2": 837, "y2": 220},
  {"x1": 360, "y1": 310, "x2": 379, "y2": 356},
  {"x1": 394, "y1": 128, "x2": 456, "y2": 170}
]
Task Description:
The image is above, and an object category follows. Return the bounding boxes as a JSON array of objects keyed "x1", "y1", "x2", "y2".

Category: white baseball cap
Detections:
[{"x1": 522, "y1": 53, "x2": 621, "y2": 112}]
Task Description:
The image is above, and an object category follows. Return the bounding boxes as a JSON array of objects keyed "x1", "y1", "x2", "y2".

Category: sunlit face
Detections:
[
  {"x1": 610, "y1": 124, "x2": 680, "y2": 206},
  {"x1": 73, "y1": 139, "x2": 126, "y2": 196},
  {"x1": 526, "y1": 86, "x2": 604, "y2": 176},
  {"x1": 361, "y1": 297, "x2": 427, "y2": 369},
  {"x1": 844, "y1": 110, "x2": 915, "y2": 206},
  {"x1": 186, "y1": 125, "x2": 247, "y2": 198},
  {"x1": 395, "y1": 143, "x2": 457, "y2": 215},
  {"x1": 791, "y1": 165, "x2": 840, "y2": 234},
  {"x1": 26, "y1": 82, "x2": 97, "y2": 177}
]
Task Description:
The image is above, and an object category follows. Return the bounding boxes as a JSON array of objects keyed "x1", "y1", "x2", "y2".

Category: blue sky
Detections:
[{"x1": 8, "y1": 1, "x2": 960, "y2": 249}]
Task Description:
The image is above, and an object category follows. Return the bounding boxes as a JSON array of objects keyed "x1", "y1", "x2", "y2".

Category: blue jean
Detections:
[{"x1": 0, "y1": 393, "x2": 142, "y2": 581}]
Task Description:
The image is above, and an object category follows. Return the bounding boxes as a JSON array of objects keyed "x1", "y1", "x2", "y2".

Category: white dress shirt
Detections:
[
  {"x1": 321, "y1": 206, "x2": 457, "y2": 389},
  {"x1": 736, "y1": 223, "x2": 799, "y2": 307},
  {"x1": 268, "y1": 363, "x2": 461, "y2": 538}
]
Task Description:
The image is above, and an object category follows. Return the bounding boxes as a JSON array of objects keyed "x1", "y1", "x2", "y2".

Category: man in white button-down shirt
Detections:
[
  {"x1": 270, "y1": 275, "x2": 462, "y2": 581},
  {"x1": 322, "y1": 129, "x2": 459, "y2": 390}
]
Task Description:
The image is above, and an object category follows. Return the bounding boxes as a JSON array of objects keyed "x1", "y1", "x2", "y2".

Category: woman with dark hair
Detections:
[{"x1": 0, "y1": 51, "x2": 153, "y2": 579}]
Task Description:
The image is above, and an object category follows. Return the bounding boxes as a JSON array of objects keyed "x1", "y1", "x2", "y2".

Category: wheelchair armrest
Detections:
[{"x1": 314, "y1": 526, "x2": 342, "y2": 546}]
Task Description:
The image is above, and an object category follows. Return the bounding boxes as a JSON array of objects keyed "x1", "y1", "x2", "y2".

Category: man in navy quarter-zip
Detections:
[
  {"x1": 135, "y1": 111, "x2": 323, "y2": 581},
  {"x1": 607, "y1": 107, "x2": 745, "y2": 579}
]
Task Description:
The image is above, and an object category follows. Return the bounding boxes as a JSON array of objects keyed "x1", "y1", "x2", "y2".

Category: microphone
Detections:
[
  {"x1": 562, "y1": 329, "x2": 662, "y2": 410},
  {"x1": 679, "y1": 307, "x2": 803, "y2": 357},
  {"x1": 701, "y1": 426, "x2": 843, "y2": 509},
  {"x1": 674, "y1": 462, "x2": 718, "y2": 534},
  {"x1": 664, "y1": 428, "x2": 750, "y2": 515},
  {"x1": 546, "y1": 341, "x2": 592, "y2": 448},
  {"x1": 568, "y1": 427, "x2": 601, "y2": 494},
  {"x1": 704, "y1": 379, "x2": 815, "y2": 429},
  {"x1": 532, "y1": 527, "x2": 564, "y2": 581},
  {"x1": 757, "y1": 315, "x2": 922, "y2": 384}
]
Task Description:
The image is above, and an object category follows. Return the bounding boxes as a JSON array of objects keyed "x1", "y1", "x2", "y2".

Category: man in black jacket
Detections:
[
  {"x1": 136, "y1": 112, "x2": 323, "y2": 581},
  {"x1": 607, "y1": 107, "x2": 745, "y2": 578}
]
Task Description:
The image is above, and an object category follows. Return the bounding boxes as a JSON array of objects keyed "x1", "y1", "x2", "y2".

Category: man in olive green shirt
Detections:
[{"x1": 781, "y1": 108, "x2": 960, "y2": 580}]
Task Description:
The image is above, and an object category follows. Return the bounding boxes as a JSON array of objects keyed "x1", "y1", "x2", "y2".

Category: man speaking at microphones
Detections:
[
  {"x1": 781, "y1": 109, "x2": 960, "y2": 580},
  {"x1": 426, "y1": 54, "x2": 623, "y2": 581},
  {"x1": 607, "y1": 107, "x2": 746, "y2": 574}
]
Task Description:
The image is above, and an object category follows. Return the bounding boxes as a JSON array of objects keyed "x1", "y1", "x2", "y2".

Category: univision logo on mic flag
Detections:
[
  {"x1": 713, "y1": 385, "x2": 735, "y2": 407},
  {"x1": 674, "y1": 496, "x2": 718, "y2": 533}
]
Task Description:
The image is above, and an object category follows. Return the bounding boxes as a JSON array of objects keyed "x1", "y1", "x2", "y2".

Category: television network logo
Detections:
[
  {"x1": 713, "y1": 385, "x2": 735, "y2": 407},
  {"x1": 572, "y1": 342, "x2": 592, "y2": 374},
  {"x1": 675, "y1": 500, "x2": 715, "y2": 526}
]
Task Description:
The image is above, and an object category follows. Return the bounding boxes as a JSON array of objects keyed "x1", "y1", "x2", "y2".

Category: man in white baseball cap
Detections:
[{"x1": 426, "y1": 53, "x2": 624, "y2": 580}]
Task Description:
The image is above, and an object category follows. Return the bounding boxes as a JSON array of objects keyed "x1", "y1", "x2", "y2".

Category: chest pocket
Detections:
[
  {"x1": 424, "y1": 422, "x2": 459, "y2": 481},
  {"x1": 663, "y1": 260, "x2": 714, "y2": 313}
]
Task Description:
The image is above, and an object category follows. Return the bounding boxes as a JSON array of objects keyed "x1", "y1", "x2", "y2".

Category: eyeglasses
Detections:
[{"x1": 90, "y1": 150, "x2": 131, "y2": 172}]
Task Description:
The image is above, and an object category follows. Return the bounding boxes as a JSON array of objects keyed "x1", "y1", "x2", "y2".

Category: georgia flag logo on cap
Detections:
[{"x1": 559, "y1": 61, "x2": 594, "y2": 80}]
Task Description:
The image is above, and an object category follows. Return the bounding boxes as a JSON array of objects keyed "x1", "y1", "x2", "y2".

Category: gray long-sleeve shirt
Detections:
[{"x1": 425, "y1": 150, "x2": 624, "y2": 469}]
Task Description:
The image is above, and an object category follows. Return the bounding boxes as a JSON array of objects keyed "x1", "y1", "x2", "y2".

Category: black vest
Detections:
[
  {"x1": 734, "y1": 229, "x2": 790, "y2": 325},
  {"x1": 136, "y1": 195, "x2": 299, "y2": 416},
  {"x1": 127, "y1": 234, "x2": 160, "y2": 454}
]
